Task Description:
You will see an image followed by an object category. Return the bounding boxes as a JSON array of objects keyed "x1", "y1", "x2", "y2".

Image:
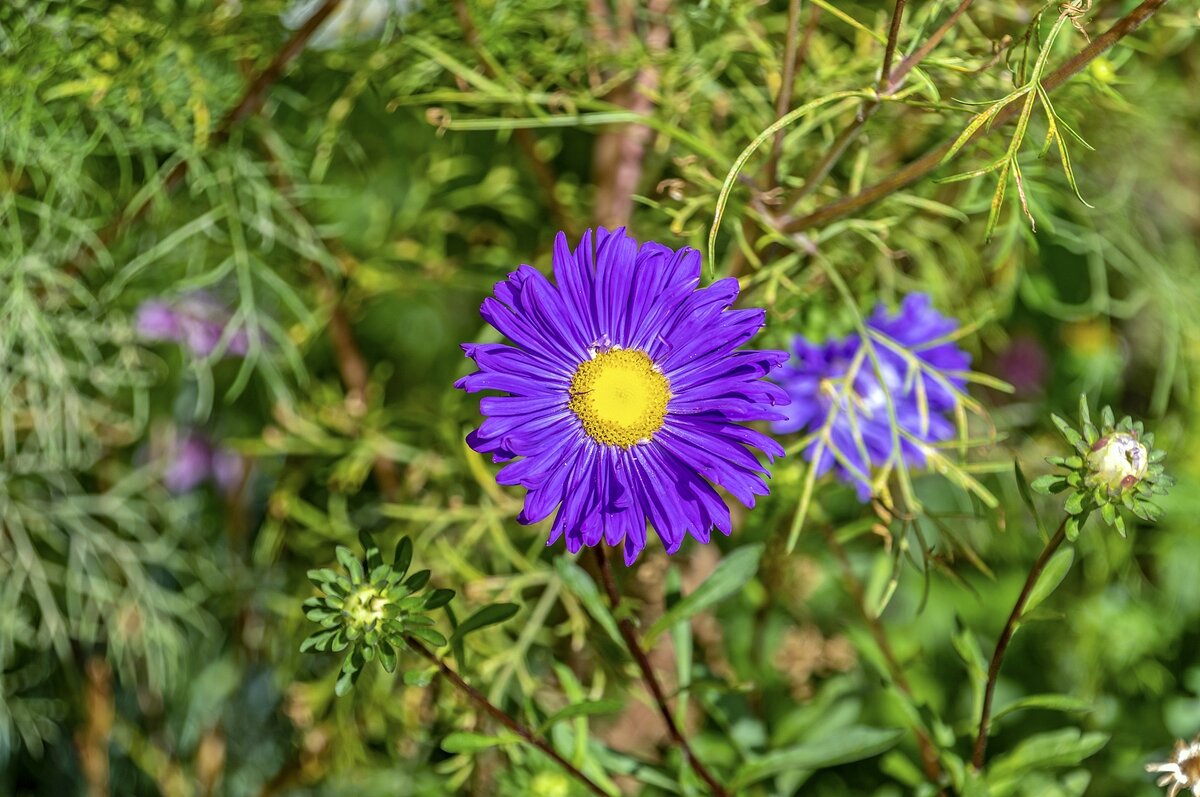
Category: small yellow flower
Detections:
[{"x1": 1147, "y1": 735, "x2": 1200, "y2": 797}]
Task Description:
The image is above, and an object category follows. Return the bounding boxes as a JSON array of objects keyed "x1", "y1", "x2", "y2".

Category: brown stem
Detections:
[
  {"x1": 789, "y1": 0, "x2": 966, "y2": 208},
  {"x1": 784, "y1": 0, "x2": 1168, "y2": 233},
  {"x1": 405, "y1": 637, "x2": 609, "y2": 797},
  {"x1": 326, "y1": 300, "x2": 402, "y2": 500},
  {"x1": 972, "y1": 515, "x2": 1070, "y2": 769},
  {"x1": 75, "y1": 656, "x2": 114, "y2": 797},
  {"x1": 878, "y1": 0, "x2": 909, "y2": 94},
  {"x1": 821, "y1": 529, "x2": 944, "y2": 784},
  {"x1": 593, "y1": 0, "x2": 673, "y2": 229},
  {"x1": 592, "y1": 548, "x2": 732, "y2": 797},
  {"x1": 764, "y1": 0, "x2": 803, "y2": 188},
  {"x1": 886, "y1": 0, "x2": 974, "y2": 93}
]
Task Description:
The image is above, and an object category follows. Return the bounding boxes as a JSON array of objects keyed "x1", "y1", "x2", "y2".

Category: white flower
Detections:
[{"x1": 1147, "y1": 736, "x2": 1200, "y2": 797}]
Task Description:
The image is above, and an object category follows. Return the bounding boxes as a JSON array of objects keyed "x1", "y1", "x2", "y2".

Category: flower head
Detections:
[
  {"x1": 1147, "y1": 735, "x2": 1200, "y2": 797},
  {"x1": 772, "y1": 293, "x2": 971, "y2": 499},
  {"x1": 1032, "y1": 397, "x2": 1172, "y2": 538},
  {"x1": 457, "y1": 227, "x2": 789, "y2": 564},
  {"x1": 136, "y1": 292, "x2": 248, "y2": 359},
  {"x1": 302, "y1": 535, "x2": 456, "y2": 695}
]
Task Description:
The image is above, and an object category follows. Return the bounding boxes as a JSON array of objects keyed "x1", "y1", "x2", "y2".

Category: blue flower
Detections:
[
  {"x1": 772, "y1": 293, "x2": 971, "y2": 499},
  {"x1": 458, "y1": 227, "x2": 789, "y2": 564}
]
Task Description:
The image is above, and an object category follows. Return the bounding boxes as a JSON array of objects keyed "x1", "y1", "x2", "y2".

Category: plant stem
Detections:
[
  {"x1": 783, "y1": 0, "x2": 1168, "y2": 233},
  {"x1": 591, "y1": 548, "x2": 732, "y2": 797},
  {"x1": 971, "y1": 514, "x2": 1070, "y2": 769},
  {"x1": 878, "y1": 0, "x2": 909, "y2": 94},
  {"x1": 406, "y1": 637, "x2": 610, "y2": 797}
]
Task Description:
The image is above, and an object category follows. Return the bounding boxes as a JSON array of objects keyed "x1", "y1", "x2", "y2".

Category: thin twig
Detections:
[
  {"x1": 764, "y1": 0, "x2": 804, "y2": 187},
  {"x1": 783, "y1": 0, "x2": 1168, "y2": 233},
  {"x1": 789, "y1": 0, "x2": 962, "y2": 208},
  {"x1": 405, "y1": 637, "x2": 610, "y2": 797},
  {"x1": 886, "y1": 0, "x2": 974, "y2": 93},
  {"x1": 821, "y1": 528, "x2": 944, "y2": 784},
  {"x1": 972, "y1": 515, "x2": 1070, "y2": 769},
  {"x1": 878, "y1": 0, "x2": 910, "y2": 93},
  {"x1": 592, "y1": 548, "x2": 732, "y2": 797}
]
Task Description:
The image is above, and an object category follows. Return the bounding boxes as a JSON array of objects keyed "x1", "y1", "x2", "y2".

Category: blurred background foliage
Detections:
[{"x1": 1, "y1": 0, "x2": 1198, "y2": 795}]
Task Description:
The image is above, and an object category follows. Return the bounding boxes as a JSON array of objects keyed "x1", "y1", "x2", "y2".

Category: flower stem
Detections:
[
  {"x1": 971, "y1": 514, "x2": 1070, "y2": 769},
  {"x1": 405, "y1": 637, "x2": 610, "y2": 797},
  {"x1": 592, "y1": 548, "x2": 732, "y2": 797}
]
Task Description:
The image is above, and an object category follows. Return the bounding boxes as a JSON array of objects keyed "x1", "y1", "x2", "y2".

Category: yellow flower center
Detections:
[{"x1": 568, "y1": 349, "x2": 670, "y2": 448}]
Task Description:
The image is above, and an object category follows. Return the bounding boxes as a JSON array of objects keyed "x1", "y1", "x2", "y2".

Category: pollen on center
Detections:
[{"x1": 569, "y1": 348, "x2": 670, "y2": 448}]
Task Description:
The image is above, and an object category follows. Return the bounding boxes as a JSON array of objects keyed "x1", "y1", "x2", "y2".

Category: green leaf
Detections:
[
  {"x1": 406, "y1": 626, "x2": 449, "y2": 648},
  {"x1": 334, "y1": 668, "x2": 357, "y2": 696},
  {"x1": 300, "y1": 628, "x2": 338, "y2": 653},
  {"x1": 1021, "y1": 546, "x2": 1074, "y2": 620},
  {"x1": 1065, "y1": 515, "x2": 1082, "y2": 542},
  {"x1": 405, "y1": 569, "x2": 431, "y2": 591},
  {"x1": 643, "y1": 544, "x2": 764, "y2": 646},
  {"x1": 441, "y1": 731, "x2": 520, "y2": 754},
  {"x1": 1030, "y1": 474, "x2": 1065, "y2": 496},
  {"x1": 1050, "y1": 414, "x2": 1087, "y2": 455},
  {"x1": 987, "y1": 728, "x2": 1108, "y2": 782},
  {"x1": 555, "y1": 559, "x2": 622, "y2": 645},
  {"x1": 359, "y1": 530, "x2": 383, "y2": 572},
  {"x1": 450, "y1": 603, "x2": 520, "y2": 643},
  {"x1": 424, "y1": 588, "x2": 456, "y2": 610},
  {"x1": 730, "y1": 727, "x2": 905, "y2": 790},
  {"x1": 537, "y1": 699, "x2": 624, "y2": 733},
  {"x1": 1014, "y1": 462, "x2": 1047, "y2": 535},
  {"x1": 992, "y1": 693, "x2": 1093, "y2": 722},
  {"x1": 1064, "y1": 490, "x2": 1087, "y2": 516},
  {"x1": 336, "y1": 546, "x2": 364, "y2": 584},
  {"x1": 393, "y1": 537, "x2": 413, "y2": 581}
]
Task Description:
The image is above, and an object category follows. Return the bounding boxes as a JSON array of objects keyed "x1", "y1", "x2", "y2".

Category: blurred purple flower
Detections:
[
  {"x1": 993, "y1": 333, "x2": 1048, "y2": 397},
  {"x1": 772, "y1": 293, "x2": 971, "y2": 499},
  {"x1": 163, "y1": 432, "x2": 245, "y2": 494},
  {"x1": 136, "y1": 292, "x2": 249, "y2": 359}
]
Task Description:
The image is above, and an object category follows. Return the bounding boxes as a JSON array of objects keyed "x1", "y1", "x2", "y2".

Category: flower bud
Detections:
[{"x1": 1086, "y1": 432, "x2": 1148, "y2": 494}]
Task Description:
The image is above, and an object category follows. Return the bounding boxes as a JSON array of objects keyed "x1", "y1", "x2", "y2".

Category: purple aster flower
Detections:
[
  {"x1": 457, "y1": 227, "x2": 789, "y2": 564},
  {"x1": 773, "y1": 293, "x2": 971, "y2": 500},
  {"x1": 162, "y1": 431, "x2": 245, "y2": 494},
  {"x1": 135, "y1": 292, "x2": 249, "y2": 359}
]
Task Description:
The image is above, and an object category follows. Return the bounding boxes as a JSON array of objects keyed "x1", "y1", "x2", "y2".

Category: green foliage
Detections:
[{"x1": 1, "y1": 0, "x2": 1198, "y2": 796}]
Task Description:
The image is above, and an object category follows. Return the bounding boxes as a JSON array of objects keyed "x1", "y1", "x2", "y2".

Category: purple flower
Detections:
[
  {"x1": 136, "y1": 292, "x2": 249, "y2": 359},
  {"x1": 772, "y1": 293, "x2": 971, "y2": 500},
  {"x1": 163, "y1": 432, "x2": 245, "y2": 494},
  {"x1": 457, "y1": 227, "x2": 789, "y2": 564}
]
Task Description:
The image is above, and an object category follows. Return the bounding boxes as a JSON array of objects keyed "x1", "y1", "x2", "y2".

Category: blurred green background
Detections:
[{"x1": 1, "y1": 0, "x2": 1198, "y2": 795}]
